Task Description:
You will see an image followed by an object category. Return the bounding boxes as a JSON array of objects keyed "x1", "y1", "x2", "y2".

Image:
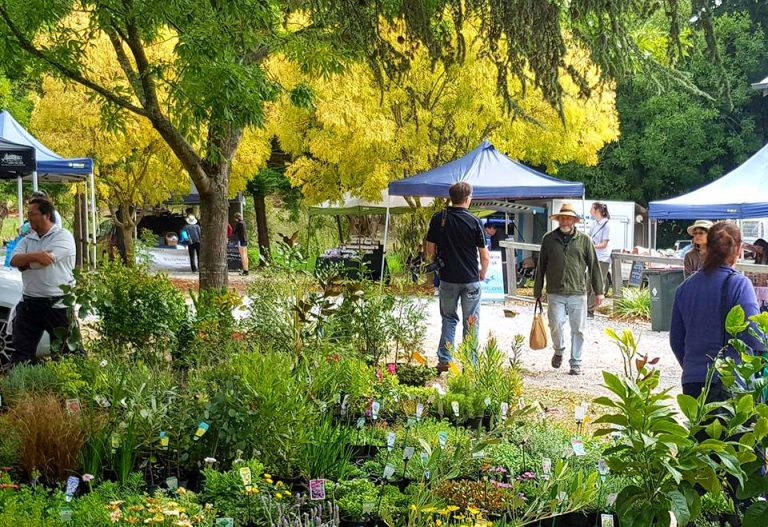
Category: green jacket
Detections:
[{"x1": 533, "y1": 229, "x2": 603, "y2": 298}]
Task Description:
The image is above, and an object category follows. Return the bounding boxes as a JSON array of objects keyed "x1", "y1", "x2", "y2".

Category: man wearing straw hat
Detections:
[{"x1": 533, "y1": 203, "x2": 603, "y2": 376}]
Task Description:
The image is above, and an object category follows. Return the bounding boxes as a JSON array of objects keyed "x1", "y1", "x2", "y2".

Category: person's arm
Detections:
[
  {"x1": 10, "y1": 251, "x2": 54, "y2": 268},
  {"x1": 669, "y1": 290, "x2": 686, "y2": 366},
  {"x1": 479, "y1": 247, "x2": 490, "y2": 280},
  {"x1": 594, "y1": 223, "x2": 610, "y2": 249},
  {"x1": 426, "y1": 241, "x2": 437, "y2": 258},
  {"x1": 533, "y1": 237, "x2": 548, "y2": 299},
  {"x1": 425, "y1": 214, "x2": 439, "y2": 260},
  {"x1": 684, "y1": 251, "x2": 694, "y2": 276}
]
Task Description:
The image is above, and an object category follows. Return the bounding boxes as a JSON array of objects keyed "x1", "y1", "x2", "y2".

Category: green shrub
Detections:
[
  {"x1": 200, "y1": 459, "x2": 266, "y2": 524},
  {"x1": 396, "y1": 363, "x2": 435, "y2": 387},
  {"x1": 613, "y1": 288, "x2": 651, "y2": 320},
  {"x1": 0, "y1": 363, "x2": 59, "y2": 406},
  {"x1": 69, "y1": 261, "x2": 188, "y2": 357}
]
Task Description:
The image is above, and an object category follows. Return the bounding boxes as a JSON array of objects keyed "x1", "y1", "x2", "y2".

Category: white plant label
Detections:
[
  {"x1": 403, "y1": 446, "x2": 415, "y2": 460},
  {"x1": 558, "y1": 491, "x2": 567, "y2": 503},
  {"x1": 500, "y1": 402, "x2": 509, "y2": 421},
  {"x1": 438, "y1": 431, "x2": 448, "y2": 449},
  {"x1": 383, "y1": 463, "x2": 395, "y2": 479},
  {"x1": 600, "y1": 514, "x2": 615, "y2": 527},
  {"x1": 406, "y1": 417, "x2": 416, "y2": 428},
  {"x1": 166, "y1": 476, "x2": 179, "y2": 491},
  {"x1": 420, "y1": 452, "x2": 429, "y2": 465},
  {"x1": 371, "y1": 401, "x2": 380, "y2": 420},
  {"x1": 451, "y1": 401, "x2": 460, "y2": 417},
  {"x1": 340, "y1": 395, "x2": 349, "y2": 415},
  {"x1": 542, "y1": 458, "x2": 552, "y2": 479},
  {"x1": 571, "y1": 438, "x2": 586, "y2": 456},
  {"x1": 432, "y1": 382, "x2": 446, "y2": 396},
  {"x1": 518, "y1": 397, "x2": 525, "y2": 410},
  {"x1": 484, "y1": 397, "x2": 491, "y2": 407},
  {"x1": 607, "y1": 493, "x2": 617, "y2": 506},
  {"x1": 597, "y1": 459, "x2": 609, "y2": 476},
  {"x1": 415, "y1": 403, "x2": 424, "y2": 420},
  {"x1": 387, "y1": 432, "x2": 396, "y2": 451},
  {"x1": 356, "y1": 417, "x2": 366, "y2": 429},
  {"x1": 574, "y1": 405, "x2": 586, "y2": 421}
]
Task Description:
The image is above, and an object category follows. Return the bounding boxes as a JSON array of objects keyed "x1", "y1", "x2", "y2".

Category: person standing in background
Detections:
[
  {"x1": 684, "y1": 220, "x2": 713, "y2": 277},
  {"x1": 234, "y1": 212, "x2": 249, "y2": 276},
  {"x1": 181, "y1": 208, "x2": 201, "y2": 272},
  {"x1": 588, "y1": 202, "x2": 611, "y2": 317}
]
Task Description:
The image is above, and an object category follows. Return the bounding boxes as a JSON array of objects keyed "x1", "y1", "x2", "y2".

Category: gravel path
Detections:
[{"x1": 421, "y1": 298, "x2": 682, "y2": 396}]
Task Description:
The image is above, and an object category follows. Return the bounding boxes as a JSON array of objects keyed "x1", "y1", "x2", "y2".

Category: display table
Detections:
[{"x1": 315, "y1": 241, "x2": 388, "y2": 282}]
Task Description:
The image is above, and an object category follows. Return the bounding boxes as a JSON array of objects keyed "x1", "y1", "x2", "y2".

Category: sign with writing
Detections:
[
  {"x1": 65, "y1": 399, "x2": 81, "y2": 416},
  {"x1": 629, "y1": 261, "x2": 644, "y2": 287},
  {"x1": 309, "y1": 479, "x2": 326, "y2": 500},
  {"x1": 481, "y1": 250, "x2": 505, "y2": 301}
]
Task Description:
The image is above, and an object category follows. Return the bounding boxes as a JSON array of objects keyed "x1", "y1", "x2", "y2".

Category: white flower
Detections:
[
  {"x1": 100, "y1": 359, "x2": 108, "y2": 367},
  {"x1": 203, "y1": 457, "x2": 217, "y2": 465}
]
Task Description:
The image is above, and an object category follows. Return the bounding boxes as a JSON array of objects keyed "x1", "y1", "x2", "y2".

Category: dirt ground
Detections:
[{"x1": 422, "y1": 298, "x2": 682, "y2": 397}]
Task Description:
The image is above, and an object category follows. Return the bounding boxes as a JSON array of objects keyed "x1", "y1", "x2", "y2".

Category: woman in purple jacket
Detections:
[{"x1": 670, "y1": 221, "x2": 764, "y2": 400}]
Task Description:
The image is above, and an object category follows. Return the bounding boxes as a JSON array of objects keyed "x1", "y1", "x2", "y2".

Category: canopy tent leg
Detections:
[
  {"x1": 16, "y1": 176, "x2": 23, "y2": 229},
  {"x1": 581, "y1": 190, "x2": 586, "y2": 233},
  {"x1": 89, "y1": 172, "x2": 97, "y2": 267},
  {"x1": 652, "y1": 220, "x2": 658, "y2": 250},
  {"x1": 31, "y1": 171, "x2": 38, "y2": 192},
  {"x1": 380, "y1": 197, "x2": 391, "y2": 286},
  {"x1": 84, "y1": 182, "x2": 90, "y2": 267}
]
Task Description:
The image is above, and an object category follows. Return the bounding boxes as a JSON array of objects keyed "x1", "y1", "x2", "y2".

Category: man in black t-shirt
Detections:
[{"x1": 425, "y1": 182, "x2": 490, "y2": 371}]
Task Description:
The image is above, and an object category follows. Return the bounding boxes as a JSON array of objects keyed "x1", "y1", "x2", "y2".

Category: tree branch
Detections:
[{"x1": 106, "y1": 29, "x2": 146, "y2": 106}]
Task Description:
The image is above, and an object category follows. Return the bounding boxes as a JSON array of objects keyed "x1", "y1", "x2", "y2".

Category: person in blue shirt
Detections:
[{"x1": 670, "y1": 221, "x2": 764, "y2": 401}]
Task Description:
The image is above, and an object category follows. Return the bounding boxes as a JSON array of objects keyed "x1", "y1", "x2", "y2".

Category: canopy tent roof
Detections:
[
  {"x1": 649, "y1": 141, "x2": 768, "y2": 219},
  {"x1": 0, "y1": 110, "x2": 93, "y2": 181},
  {"x1": 388, "y1": 140, "x2": 584, "y2": 199},
  {"x1": 309, "y1": 190, "x2": 435, "y2": 216},
  {"x1": 752, "y1": 75, "x2": 768, "y2": 96},
  {"x1": 0, "y1": 139, "x2": 35, "y2": 176}
]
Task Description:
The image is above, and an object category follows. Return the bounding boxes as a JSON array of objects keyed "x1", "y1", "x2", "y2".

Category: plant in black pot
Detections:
[{"x1": 335, "y1": 478, "x2": 380, "y2": 527}]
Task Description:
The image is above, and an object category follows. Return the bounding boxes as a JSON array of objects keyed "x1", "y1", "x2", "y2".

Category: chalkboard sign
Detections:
[
  {"x1": 628, "y1": 261, "x2": 644, "y2": 287},
  {"x1": 227, "y1": 240, "x2": 242, "y2": 271}
]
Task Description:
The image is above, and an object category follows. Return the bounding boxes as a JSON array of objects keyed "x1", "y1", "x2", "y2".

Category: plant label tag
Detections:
[
  {"x1": 451, "y1": 401, "x2": 460, "y2": 417},
  {"x1": 403, "y1": 446, "x2": 415, "y2": 460},
  {"x1": 669, "y1": 512, "x2": 678, "y2": 527},
  {"x1": 600, "y1": 514, "x2": 615, "y2": 527},
  {"x1": 406, "y1": 417, "x2": 416, "y2": 428},
  {"x1": 356, "y1": 417, "x2": 366, "y2": 429},
  {"x1": 65, "y1": 398, "x2": 81, "y2": 416},
  {"x1": 216, "y1": 519, "x2": 234, "y2": 527},
  {"x1": 309, "y1": 479, "x2": 326, "y2": 500},
  {"x1": 239, "y1": 467, "x2": 252, "y2": 488},
  {"x1": 58, "y1": 508, "x2": 73, "y2": 522},
  {"x1": 606, "y1": 493, "x2": 617, "y2": 506},
  {"x1": 424, "y1": 470, "x2": 430, "y2": 480},
  {"x1": 574, "y1": 405, "x2": 585, "y2": 422},
  {"x1": 438, "y1": 431, "x2": 448, "y2": 449},
  {"x1": 448, "y1": 361, "x2": 461, "y2": 375},
  {"x1": 571, "y1": 438, "x2": 586, "y2": 456},
  {"x1": 340, "y1": 395, "x2": 349, "y2": 415},
  {"x1": 383, "y1": 463, "x2": 395, "y2": 480},
  {"x1": 194, "y1": 422, "x2": 209, "y2": 441},
  {"x1": 558, "y1": 491, "x2": 567, "y2": 503},
  {"x1": 432, "y1": 382, "x2": 446, "y2": 396},
  {"x1": 166, "y1": 476, "x2": 178, "y2": 491},
  {"x1": 518, "y1": 397, "x2": 525, "y2": 410},
  {"x1": 542, "y1": 458, "x2": 552, "y2": 479},
  {"x1": 387, "y1": 432, "x2": 396, "y2": 451},
  {"x1": 390, "y1": 390, "x2": 399, "y2": 403},
  {"x1": 420, "y1": 452, "x2": 429, "y2": 465},
  {"x1": 471, "y1": 450, "x2": 486, "y2": 459},
  {"x1": 160, "y1": 431, "x2": 169, "y2": 449},
  {"x1": 411, "y1": 351, "x2": 427, "y2": 365},
  {"x1": 610, "y1": 430, "x2": 622, "y2": 441},
  {"x1": 65, "y1": 475, "x2": 79, "y2": 501},
  {"x1": 362, "y1": 501, "x2": 376, "y2": 514},
  {"x1": 500, "y1": 402, "x2": 509, "y2": 421},
  {"x1": 371, "y1": 401, "x2": 380, "y2": 420},
  {"x1": 415, "y1": 403, "x2": 424, "y2": 420},
  {"x1": 94, "y1": 395, "x2": 110, "y2": 408},
  {"x1": 597, "y1": 459, "x2": 609, "y2": 476}
]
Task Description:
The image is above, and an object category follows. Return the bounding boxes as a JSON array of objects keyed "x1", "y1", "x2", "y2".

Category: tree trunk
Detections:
[
  {"x1": 198, "y1": 175, "x2": 230, "y2": 289},
  {"x1": 253, "y1": 192, "x2": 270, "y2": 266},
  {"x1": 117, "y1": 202, "x2": 136, "y2": 265}
]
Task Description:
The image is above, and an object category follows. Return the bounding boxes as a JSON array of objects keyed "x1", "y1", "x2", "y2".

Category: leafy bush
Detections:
[
  {"x1": 396, "y1": 363, "x2": 435, "y2": 387},
  {"x1": 200, "y1": 459, "x2": 266, "y2": 524},
  {"x1": 451, "y1": 333, "x2": 523, "y2": 407},
  {"x1": 68, "y1": 261, "x2": 188, "y2": 357},
  {"x1": 0, "y1": 363, "x2": 59, "y2": 406},
  {"x1": 613, "y1": 288, "x2": 651, "y2": 320}
]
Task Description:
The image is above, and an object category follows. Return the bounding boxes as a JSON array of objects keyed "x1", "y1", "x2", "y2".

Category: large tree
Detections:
[{"x1": 0, "y1": 0, "x2": 705, "y2": 287}]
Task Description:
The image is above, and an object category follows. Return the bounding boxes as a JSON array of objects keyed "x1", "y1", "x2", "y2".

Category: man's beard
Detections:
[{"x1": 559, "y1": 225, "x2": 575, "y2": 234}]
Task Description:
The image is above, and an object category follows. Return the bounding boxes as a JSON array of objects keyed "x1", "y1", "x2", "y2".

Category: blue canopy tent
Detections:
[
  {"x1": 0, "y1": 111, "x2": 96, "y2": 263},
  {"x1": 381, "y1": 140, "x2": 585, "y2": 279},
  {"x1": 649, "y1": 141, "x2": 768, "y2": 220}
]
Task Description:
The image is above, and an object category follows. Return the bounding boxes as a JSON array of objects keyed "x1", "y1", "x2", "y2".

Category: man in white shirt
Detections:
[{"x1": 10, "y1": 197, "x2": 76, "y2": 364}]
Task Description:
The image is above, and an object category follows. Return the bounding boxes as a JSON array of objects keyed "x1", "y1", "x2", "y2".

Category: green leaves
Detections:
[
  {"x1": 725, "y1": 305, "x2": 749, "y2": 338},
  {"x1": 676, "y1": 394, "x2": 699, "y2": 423}
]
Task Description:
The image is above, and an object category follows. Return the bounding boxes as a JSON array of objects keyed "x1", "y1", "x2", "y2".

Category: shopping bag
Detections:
[{"x1": 529, "y1": 299, "x2": 548, "y2": 350}]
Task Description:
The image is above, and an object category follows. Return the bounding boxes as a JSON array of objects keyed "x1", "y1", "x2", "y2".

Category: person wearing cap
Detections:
[
  {"x1": 181, "y1": 207, "x2": 202, "y2": 272},
  {"x1": 684, "y1": 220, "x2": 713, "y2": 277},
  {"x1": 533, "y1": 203, "x2": 603, "y2": 376}
]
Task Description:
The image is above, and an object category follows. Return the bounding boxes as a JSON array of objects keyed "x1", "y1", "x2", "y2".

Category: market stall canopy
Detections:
[
  {"x1": 388, "y1": 140, "x2": 584, "y2": 199},
  {"x1": 309, "y1": 189, "x2": 435, "y2": 216},
  {"x1": 649, "y1": 141, "x2": 768, "y2": 219},
  {"x1": 0, "y1": 138, "x2": 35, "y2": 176},
  {"x1": 752, "y1": 75, "x2": 768, "y2": 96},
  {"x1": 0, "y1": 110, "x2": 92, "y2": 181}
]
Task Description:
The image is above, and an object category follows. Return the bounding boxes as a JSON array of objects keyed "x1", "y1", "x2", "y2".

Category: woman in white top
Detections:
[{"x1": 588, "y1": 202, "x2": 611, "y2": 317}]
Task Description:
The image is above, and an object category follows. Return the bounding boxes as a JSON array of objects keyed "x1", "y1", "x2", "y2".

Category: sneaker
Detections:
[
  {"x1": 551, "y1": 353, "x2": 563, "y2": 369},
  {"x1": 569, "y1": 365, "x2": 582, "y2": 376},
  {"x1": 436, "y1": 362, "x2": 450, "y2": 374}
]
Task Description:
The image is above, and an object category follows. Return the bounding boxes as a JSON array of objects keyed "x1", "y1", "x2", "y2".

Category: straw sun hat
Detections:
[
  {"x1": 549, "y1": 203, "x2": 582, "y2": 222},
  {"x1": 686, "y1": 220, "x2": 713, "y2": 236}
]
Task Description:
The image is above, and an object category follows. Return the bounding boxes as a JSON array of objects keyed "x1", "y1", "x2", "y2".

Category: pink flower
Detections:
[
  {"x1": 82, "y1": 474, "x2": 95, "y2": 482},
  {"x1": 491, "y1": 480, "x2": 513, "y2": 489},
  {"x1": 387, "y1": 363, "x2": 397, "y2": 374},
  {"x1": 110, "y1": 509, "x2": 122, "y2": 522}
]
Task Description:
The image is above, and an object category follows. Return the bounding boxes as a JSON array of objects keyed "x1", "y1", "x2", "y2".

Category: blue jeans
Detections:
[
  {"x1": 547, "y1": 294, "x2": 587, "y2": 367},
  {"x1": 438, "y1": 280, "x2": 481, "y2": 363}
]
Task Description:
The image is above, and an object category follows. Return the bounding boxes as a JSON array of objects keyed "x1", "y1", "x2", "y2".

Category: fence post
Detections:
[{"x1": 611, "y1": 252, "x2": 623, "y2": 300}]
